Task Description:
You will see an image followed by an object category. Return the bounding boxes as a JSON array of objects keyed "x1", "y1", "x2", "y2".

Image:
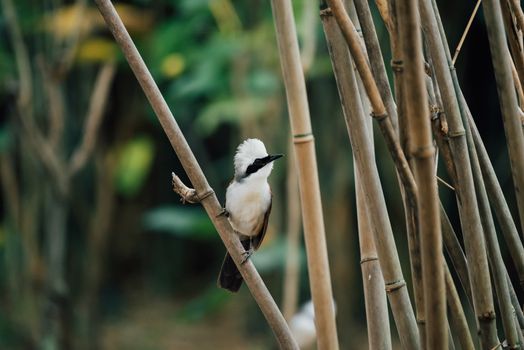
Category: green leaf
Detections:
[
  {"x1": 142, "y1": 206, "x2": 217, "y2": 240},
  {"x1": 114, "y1": 136, "x2": 155, "y2": 197}
]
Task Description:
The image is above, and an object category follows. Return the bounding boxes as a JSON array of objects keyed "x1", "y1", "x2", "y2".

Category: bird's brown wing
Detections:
[{"x1": 252, "y1": 192, "x2": 272, "y2": 250}]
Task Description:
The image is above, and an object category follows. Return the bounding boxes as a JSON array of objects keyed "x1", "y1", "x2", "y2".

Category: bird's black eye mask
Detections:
[{"x1": 243, "y1": 154, "x2": 284, "y2": 178}]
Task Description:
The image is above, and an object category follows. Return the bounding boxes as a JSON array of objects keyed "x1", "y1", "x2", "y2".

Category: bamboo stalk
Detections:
[
  {"x1": 352, "y1": 32, "x2": 392, "y2": 349},
  {"x1": 466, "y1": 113, "x2": 520, "y2": 348},
  {"x1": 282, "y1": 142, "x2": 302, "y2": 321},
  {"x1": 451, "y1": 0, "x2": 481, "y2": 65},
  {"x1": 356, "y1": 171, "x2": 392, "y2": 350},
  {"x1": 501, "y1": 0, "x2": 524, "y2": 98},
  {"x1": 481, "y1": 0, "x2": 524, "y2": 241},
  {"x1": 93, "y1": 1, "x2": 298, "y2": 348},
  {"x1": 445, "y1": 264, "x2": 475, "y2": 350},
  {"x1": 458, "y1": 88, "x2": 524, "y2": 290},
  {"x1": 269, "y1": 1, "x2": 339, "y2": 348},
  {"x1": 320, "y1": 6, "x2": 420, "y2": 349},
  {"x1": 419, "y1": 0, "x2": 499, "y2": 347},
  {"x1": 396, "y1": 0, "x2": 446, "y2": 347},
  {"x1": 353, "y1": 0, "x2": 398, "y2": 130}
]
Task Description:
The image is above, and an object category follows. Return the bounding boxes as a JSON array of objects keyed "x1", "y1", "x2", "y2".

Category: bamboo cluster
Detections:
[{"x1": 92, "y1": 0, "x2": 524, "y2": 348}]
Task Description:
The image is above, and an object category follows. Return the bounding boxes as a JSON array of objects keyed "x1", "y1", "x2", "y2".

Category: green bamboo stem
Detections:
[
  {"x1": 396, "y1": 0, "x2": 446, "y2": 347},
  {"x1": 481, "y1": 0, "x2": 524, "y2": 241},
  {"x1": 269, "y1": 0, "x2": 339, "y2": 348},
  {"x1": 320, "y1": 6, "x2": 420, "y2": 349},
  {"x1": 419, "y1": 0, "x2": 499, "y2": 347},
  {"x1": 94, "y1": 1, "x2": 298, "y2": 347}
]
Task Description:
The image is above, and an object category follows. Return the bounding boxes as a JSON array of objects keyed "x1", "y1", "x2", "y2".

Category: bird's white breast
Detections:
[{"x1": 225, "y1": 179, "x2": 271, "y2": 237}]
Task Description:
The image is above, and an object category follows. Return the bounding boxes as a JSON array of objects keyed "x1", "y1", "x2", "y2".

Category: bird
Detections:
[{"x1": 217, "y1": 138, "x2": 283, "y2": 292}]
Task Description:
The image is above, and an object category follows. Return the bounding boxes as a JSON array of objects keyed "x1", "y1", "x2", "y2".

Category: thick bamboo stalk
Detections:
[
  {"x1": 481, "y1": 0, "x2": 524, "y2": 241},
  {"x1": 94, "y1": 1, "x2": 298, "y2": 348},
  {"x1": 320, "y1": 7, "x2": 420, "y2": 349},
  {"x1": 501, "y1": 0, "x2": 524, "y2": 95},
  {"x1": 419, "y1": 0, "x2": 499, "y2": 347},
  {"x1": 396, "y1": 0, "x2": 446, "y2": 347},
  {"x1": 282, "y1": 142, "x2": 302, "y2": 321},
  {"x1": 269, "y1": 1, "x2": 339, "y2": 349}
]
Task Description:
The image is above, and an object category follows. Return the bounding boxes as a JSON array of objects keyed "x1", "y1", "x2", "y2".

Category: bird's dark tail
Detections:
[{"x1": 217, "y1": 240, "x2": 251, "y2": 292}]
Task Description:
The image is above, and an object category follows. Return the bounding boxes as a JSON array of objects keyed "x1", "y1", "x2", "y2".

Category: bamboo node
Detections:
[
  {"x1": 411, "y1": 145, "x2": 435, "y2": 159},
  {"x1": 477, "y1": 310, "x2": 496, "y2": 322},
  {"x1": 360, "y1": 256, "x2": 378, "y2": 264},
  {"x1": 319, "y1": 7, "x2": 332, "y2": 18},
  {"x1": 385, "y1": 279, "x2": 406, "y2": 293},
  {"x1": 370, "y1": 111, "x2": 388, "y2": 121},
  {"x1": 391, "y1": 60, "x2": 404, "y2": 72},
  {"x1": 172, "y1": 172, "x2": 214, "y2": 204},
  {"x1": 447, "y1": 129, "x2": 465, "y2": 138},
  {"x1": 293, "y1": 133, "x2": 314, "y2": 144}
]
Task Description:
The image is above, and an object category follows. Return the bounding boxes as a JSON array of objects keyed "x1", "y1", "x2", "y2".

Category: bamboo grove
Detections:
[
  {"x1": 92, "y1": 0, "x2": 524, "y2": 348},
  {"x1": 3, "y1": 0, "x2": 524, "y2": 348}
]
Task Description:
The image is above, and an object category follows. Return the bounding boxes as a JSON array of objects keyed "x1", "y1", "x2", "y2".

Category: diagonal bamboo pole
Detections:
[
  {"x1": 482, "y1": 0, "x2": 524, "y2": 241},
  {"x1": 320, "y1": 5, "x2": 420, "y2": 349},
  {"x1": 395, "y1": 0, "x2": 446, "y2": 347},
  {"x1": 93, "y1": 1, "x2": 298, "y2": 348},
  {"x1": 419, "y1": 0, "x2": 499, "y2": 347},
  {"x1": 269, "y1": 1, "x2": 339, "y2": 348}
]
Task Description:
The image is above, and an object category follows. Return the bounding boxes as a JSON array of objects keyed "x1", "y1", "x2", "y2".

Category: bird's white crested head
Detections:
[{"x1": 234, "y1": 138, "x2": 281, "y2": 180}]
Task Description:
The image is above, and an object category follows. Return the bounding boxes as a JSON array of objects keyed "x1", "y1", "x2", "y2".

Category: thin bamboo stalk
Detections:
[
  {"x1": 320, "y1": 6, "x2": 420, "y2": 349},
  {"x1": 501, "y1": 1, "x2": 524, "y2": 97},
  {"x1": 353, "y1": 0, "x2": 398, "y2": 130},
  {"x1": 451, "y1": 0, "x2": 481, "y2": 65},
  {"x1": 269, "y1": 1, "x2": 339, "y2": 348},
  {"x1": 396, "y1": 0, "x2": 446, "y2": 346},
  {"x1": 419, "y1": 0, "x2": 499, "y2": 347},
  {"x1": 352, "y1": 38, "x2": 392, "y2": 350},
  {"x1": 481, "y1": 0, "x2": 524, "y2": 241},
  {"x1": 458, "y1": 89, "x2": 524, "y2": 290},
  {"x1": 445, "y1": 264, "x2": 475, "y2": 350},
  {"x1": 93, "y1": 1, "x2": 298, "y2": 348},
  {"x1": 431, "y1": 0, "x2": 524, "y2": 292},
  {"x1": 466, "y1": 115, "x2": 520, "y2": 348}
]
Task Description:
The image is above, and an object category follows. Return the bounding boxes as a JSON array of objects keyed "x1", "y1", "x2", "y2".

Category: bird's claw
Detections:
[
  {"x1": 216, "y1": 208, "x2": 230, "y2": 218},
  {"x1": 240, "y1": 249, "x2": 254, "y2": 265}
]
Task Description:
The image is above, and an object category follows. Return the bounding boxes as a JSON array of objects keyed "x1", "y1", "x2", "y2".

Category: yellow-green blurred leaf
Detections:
[
  {"x1": 161, "y1": 53, "x2": 186, "y2": 78},
  {"x1": 115, "y1": 136, "x2": 155, "y2": 197},
  {"x1": 76, "y1": 38, "x2": 118, "y2": 63}
]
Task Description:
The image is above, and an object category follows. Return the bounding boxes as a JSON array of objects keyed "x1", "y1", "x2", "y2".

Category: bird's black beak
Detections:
[{"x1": 267, "y1": 154, "x2": 284, "y2": 163}]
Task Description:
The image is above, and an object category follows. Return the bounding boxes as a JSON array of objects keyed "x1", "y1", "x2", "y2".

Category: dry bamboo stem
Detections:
[
  {"x1": 396, "y1": 0, "x2": 446, "y2": 347},
  {"x1": 466, "y1": 117, "x2": 520, "y2": 348},
  {"x1": 282, "y1": 142, "x2": 302, "y2": 321},
  {"x1": 445, "y1": 264, "x2": 475, "y2": 350},
  {"x1": 456, "y1": 87, "x2": 524, "y2": 290},
  {"x1": 352, "y1": 38, "x2": 392, "y2": 350},
  {"x1": 508, "y1": 0, "x2": 524, "y2": 35},
  {"x1": 482, "y1": 0, "x2": 524, "y2": 241},
  {"x1": 419, "y1": 0, "x2": 499, "y2": 347},
  {"x1": 501, "y1": 1, "x2": 524, "y2": 99},
  {"x1": 269, "y1": 1, "x2": 339, "y2": 348},
  {"x1": 93, "y1": 1, "x2": 298, "y2": 348},
  {"x1": 320, "y1": 7, "x2": 420, "y2": 349},
  {"x1": 353, "y1": 0, "x2": 398, "y2": 130},
  {"x1": 431, "y1": 0, "x2": 524, "y2": 292},
  {"x1": 356, "y1": 171, "x2": 392, "y2": 350},
  {"x1": 451, "y1": 0, "x2": 481, "y2": 65}
]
